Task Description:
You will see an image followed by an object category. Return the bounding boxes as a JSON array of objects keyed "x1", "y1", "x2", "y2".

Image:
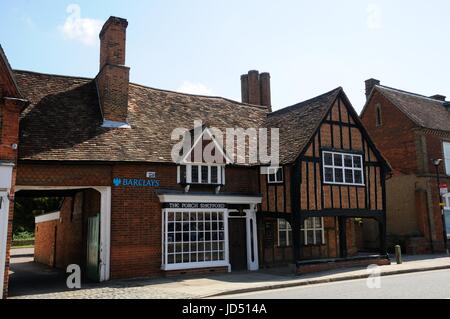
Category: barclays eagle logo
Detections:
[{"x1": 113, "y1": 178, "x2": 122, "y2": 187}]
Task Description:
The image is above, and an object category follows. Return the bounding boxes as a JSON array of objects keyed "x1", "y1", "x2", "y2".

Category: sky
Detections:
[{"x1": 1, "y1": 0, "x2": 450, "y2": 113}]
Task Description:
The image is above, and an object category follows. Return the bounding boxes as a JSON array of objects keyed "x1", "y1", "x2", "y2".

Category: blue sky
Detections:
[{"x1": 1, "y1": 0, "x2": 449, "y2": 112}]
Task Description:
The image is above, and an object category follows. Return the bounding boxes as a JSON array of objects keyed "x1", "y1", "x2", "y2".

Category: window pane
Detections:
[
  {"x1": 211, "y1": 166, "x2": 218, "y2": 184},
  {"x1": 344, "y1": 155, "x2": 353, "y2": 167},
  {"x1": 305, "y1": 218, "x2": 313, "y2": 228},
  {"x1": 287, "y1": 230, "x2": 292, "y2": 246},
  {"x1": 345, "y1": 169, "x2": 354, "y2": 184},
  {"x1": 180, "y1": 166, "x2": 187, "y2": 183},
  {"x1": 353, "y1": 156, "x2": 362, "y2": 168},
  {"x1": 315, "y1": 231, "x2": 323, "y2": 245},
  {"x1": 278, "y1": 219, "x2": 286, "y2": 230},
  {"x1": 307, "y1": 230, "x2": 314, "y2": 245},
  {"x1": 191, "y1": 166, "x2": 199, "y2": 183},
  {"x1": 276, "y1": 167, "x2": 283, "y2": 182},
  {"x1": 324, "y1": 168, "x2": 334, "y2": 182},
  {"x1": 334, "y1": 154, "x2": 343, "y2": 166},
  {"x1": 324, "y1": 152, "x2": 333, "y2": 165},
  {"x1": 445, "y1": 210, "x2": 450, "y2": 235},
  {"x1": 314, "y1": 217, "x2": 323, "y2": 228},
  {"x1": 335, "y1": 168, "x2": 343, "y2": 183},
  {"x1": 279, "y1": 232, "x2": 287, "y2": 246},
  {"x1": 268, "y1": 170, "x2": 276, "y2": 182},
  {"x1": 354, "y1": 170, "x2": 363, "y2": 184},
  {"x1": 201, "y1": 166, "x2": 209, "y2": 183}
]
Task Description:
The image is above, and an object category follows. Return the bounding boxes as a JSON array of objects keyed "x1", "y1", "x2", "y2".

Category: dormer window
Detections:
[
  {"x1": 178, "y1": 164, "x2": 225, "y2": 185},
  {"x1": 267, "y1": 167, "x2": 283, "y2": 184}
]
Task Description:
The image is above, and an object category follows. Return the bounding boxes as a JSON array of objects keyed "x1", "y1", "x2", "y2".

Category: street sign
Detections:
[{"x1": 440, "y1": 183, "x2": 448, "y2": 196}]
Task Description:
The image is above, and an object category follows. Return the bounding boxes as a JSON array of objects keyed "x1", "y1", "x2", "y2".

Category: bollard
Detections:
[{"x1": 395, "y1": 245, "x2": 402, "y2": 264}]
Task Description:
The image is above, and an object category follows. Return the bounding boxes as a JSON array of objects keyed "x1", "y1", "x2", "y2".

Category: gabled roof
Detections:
[
  {"x1": 0, "y1": 45, "x2": 22, "y2": 98},
  {"x1": 267, "y1": 87, "x2": 342, "y2": 164},
  {"x1": 15, "y1": 70, "x2": 268, "y2": 164},
  {"x1": 363, "y1": 85, "x2": 450, "y2": 132}
]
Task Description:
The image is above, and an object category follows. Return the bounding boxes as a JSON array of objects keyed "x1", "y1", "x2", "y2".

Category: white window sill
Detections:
[{"x1": 161, "y1": 261, "x2": 230, "y2": 271}]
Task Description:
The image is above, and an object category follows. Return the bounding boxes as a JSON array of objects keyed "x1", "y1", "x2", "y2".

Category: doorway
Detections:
[{"x1": 228, "y1": 218, "x2": 247, "y2": 271}]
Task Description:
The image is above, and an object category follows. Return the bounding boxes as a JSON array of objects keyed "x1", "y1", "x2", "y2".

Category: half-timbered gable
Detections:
[{"x1": 259, "y1": 87, "x2": 390, "y2": 267}]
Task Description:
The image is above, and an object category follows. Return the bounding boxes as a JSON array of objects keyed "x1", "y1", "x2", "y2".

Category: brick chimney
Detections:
[
  {"x1": 430, "y1": 94, "x2": 446, "y2": 101},
  {"x1": 96, "y1": 16, "x2": 130, "y2": 126},
  {"x1": 365, "y1": 78, "x2": 380, "y2": 100},
  {"x1": 241, "y1": 70, "x2": 272, "y2": 112}
]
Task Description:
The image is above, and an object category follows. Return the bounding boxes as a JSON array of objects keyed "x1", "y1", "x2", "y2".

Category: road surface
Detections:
[{"x1": 215, "y1": 269, "x2": 450, "y2": 299}]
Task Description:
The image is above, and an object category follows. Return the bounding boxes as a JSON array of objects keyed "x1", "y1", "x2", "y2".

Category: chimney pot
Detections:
[{"x1": 365, "y1": 78, "x2": 380, "y2": 100}]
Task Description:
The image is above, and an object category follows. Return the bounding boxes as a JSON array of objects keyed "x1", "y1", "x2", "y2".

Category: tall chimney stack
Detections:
[
  {"x1": 96, "y1": 16, "x2": 130, "y2": 126},
  {"x1": 365, "y1": 78, "x2": 380, "y2": 101},
  {"x1": 240, "y1": 70, "x2": 272, "y2": 112}
]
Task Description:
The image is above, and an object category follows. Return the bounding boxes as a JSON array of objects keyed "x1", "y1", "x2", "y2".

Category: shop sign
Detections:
[
  {"x1": 163, "y1": 202, "x2": 227, "y2": 209},
  {"x1": 113, "y1": 177, "x2": 160, "y2": 187}
]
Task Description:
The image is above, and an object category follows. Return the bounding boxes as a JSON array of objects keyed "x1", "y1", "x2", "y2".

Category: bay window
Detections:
[
  {"x1": 163, "y1": 210, "x2": 227, "y2": 270},
  {"x1": 322, "y1": 151, "x2": 364, "y2": 186}
]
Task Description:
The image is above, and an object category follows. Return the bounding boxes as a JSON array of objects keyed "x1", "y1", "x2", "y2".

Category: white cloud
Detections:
[
  {"x1": 366, "y1": 4, "x2": 383, "y2": 30},
  {"x1": 59, "y1": 4, "x2": 102, "y2": 46},
  {"x1": 176, "y1": 81, "x2": 214, "y2": 96}
]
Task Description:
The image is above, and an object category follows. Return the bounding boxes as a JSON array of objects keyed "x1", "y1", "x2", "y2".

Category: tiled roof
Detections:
[
  {"x1": 15, "y1": 70, "x2": 344, "y2": 165},
  {"x1": 15, "y1": 70, "x2": 268, "y2": 164},
  {"x1": 267, "y1": 87, "x2": 342, "y2": 164},
  {"x1": 375, "y1": 85, "x2": 450, "y2": 132}
]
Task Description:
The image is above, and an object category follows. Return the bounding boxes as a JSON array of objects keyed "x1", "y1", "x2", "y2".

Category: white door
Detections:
[{"x1": 0, "y1": 192, "x2": 9, "y2": 298}]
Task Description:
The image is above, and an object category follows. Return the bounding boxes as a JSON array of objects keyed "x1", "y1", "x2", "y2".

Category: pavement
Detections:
[
  {"x1": 7, "y1": 250, "x2": 450, "y2": 299},
  {"x1": 215, "y1": 268, "x2": 450, "y2": 299}
]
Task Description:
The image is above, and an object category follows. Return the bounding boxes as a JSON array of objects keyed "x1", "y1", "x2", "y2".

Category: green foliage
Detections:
[
  {"x1": 13, "y1": 197, "x2": 63, "y2": 235},
  {"x1": 13, "y1": 230, "x2": 34, "y2": 241}
]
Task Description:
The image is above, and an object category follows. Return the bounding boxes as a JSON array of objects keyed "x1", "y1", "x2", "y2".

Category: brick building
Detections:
[
  {"x1": 0, "y1": 46, "x2": 28, "y2": 298},
  {"x1": 361, "y1": 79, "x2": 450, "y2": 254},
  {"x1": 1, "y1": 16, "x2": 390, "y2": 298}
]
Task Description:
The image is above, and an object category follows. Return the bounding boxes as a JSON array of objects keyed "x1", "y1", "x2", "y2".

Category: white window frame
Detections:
[
  {"x1": 177, "y1": 164, "x2": 225, "y2": 185},
  {"x1": 443, "y1": 142, "x2": 450, "y2": 176},
  {"x1": 322, "y1": 151, "x2": 365, "y2": 186},
  {"x1": 267, "y1": 167, "x2": 284, "y2": 184},
  {"x1": 277, "y1": 219, "x2": 292, "y2": 247},
  {"x1": 162, "y1": 209, "x2": 228, "y2": 271},
  {"x1": 301, "y1": 217, "x2": 325, "y2": 246}
]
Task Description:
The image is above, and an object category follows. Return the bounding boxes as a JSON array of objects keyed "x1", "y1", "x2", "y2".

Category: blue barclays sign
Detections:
[{"x1": 113, "y1": 177, "x2": 160, "y2": 188}]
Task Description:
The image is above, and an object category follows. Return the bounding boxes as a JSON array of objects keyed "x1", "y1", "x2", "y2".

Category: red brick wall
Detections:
[
  {"x1": 360, "y1": 90, "x2": 417, "y2": 175},
  {"x1": 34, "y1": 196, "x2": 85, "y2": 270},
  {"x1": 1, "y1": 99, "x2": 23, "y2": 298},
  {"x1": 34, "y1": 219, "x2": 57, "y2": 266},
  {"x1": 16, "y1": 162, "x2": 259, "y2": 280}
]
